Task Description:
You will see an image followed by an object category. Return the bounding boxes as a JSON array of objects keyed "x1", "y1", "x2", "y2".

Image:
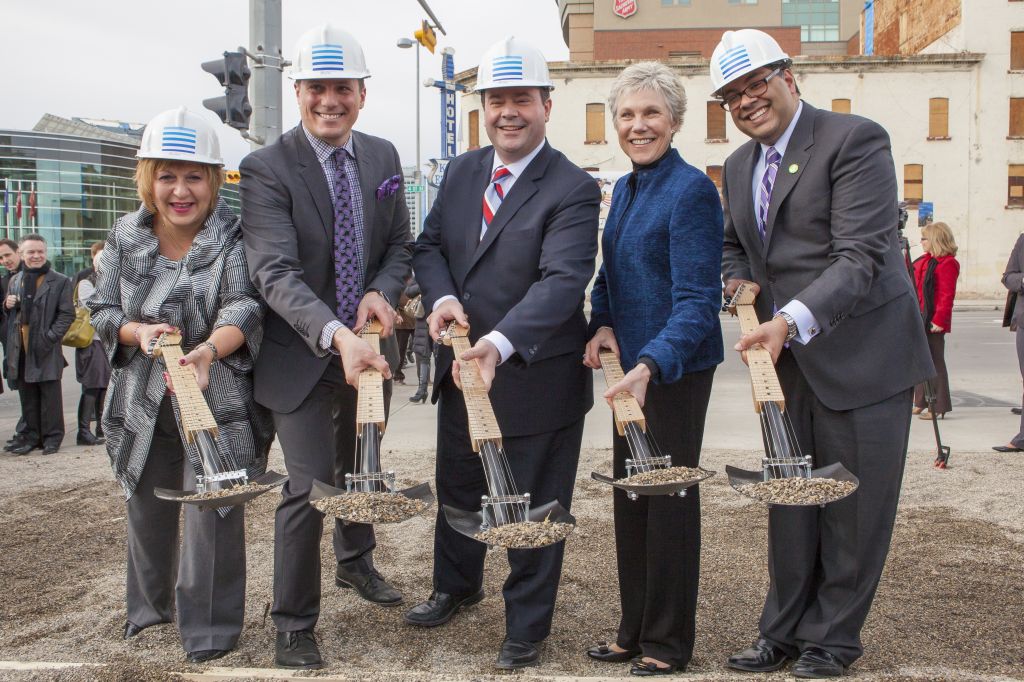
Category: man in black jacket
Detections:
[
  {"x1": 0, "y1": 237, "x2": 27, "y2": 448},
  {"x1": 4, "y1": 234, "x2": 74, "y2": 455}
]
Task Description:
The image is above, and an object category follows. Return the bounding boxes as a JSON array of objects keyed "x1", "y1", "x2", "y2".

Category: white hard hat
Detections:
[
  {"x1": 709, "y1": 29, "x2": 790, "y2": 96},
  {"x1": 475, "y1": 36, "x2": 553, "y2": 92},
  {"x1": 137, "y1": 107, "x2": 223, "y2": 166},
  {"x1": 290, "y1": 24, "x2": 371, "y2": 80}
]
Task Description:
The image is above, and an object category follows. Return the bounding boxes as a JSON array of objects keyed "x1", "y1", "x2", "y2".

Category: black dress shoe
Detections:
[
  {"x1": 275, "y1": 629, "x2": 322, "y2": 670},
  {"x1": 792, "y1": 647, "x2": 845, "y2": 678},
  {"x1": 335, "y1": 562, "x2": 403, "y2": 606},
  {"x1": 993, "y1": 445, "x2": 1024, "y2": 453},
  {"x1": 403, "y1": 589, "x2": 484, "y2": 627},
  {"x1": 1013, "y1": 407, "x2": 1022, "y2": 415},
  {"x1": 496, "y1": 638, "x2": 540, "y2": 670},
  {"x1": 630, "y1": 659, "x2": 678, "y2": 676},
  {"x1": 9, "y1": 441, "x2": 41, "y2": 456},
  {"x1": 123, "y1": 621, "x2": 146, "y2": 639},
  {"x1": 42, "y1": 444, "x2": 60, "y2": 455},
  {"x1": 186, "y1": 649, "x2": 229, "y2": 663},
  {"x1": 727, "y1": 637, "x2": 790, "y2": 672},
  {"x1": 587, "y1": 640, "x2": 640, "y2": 662}
]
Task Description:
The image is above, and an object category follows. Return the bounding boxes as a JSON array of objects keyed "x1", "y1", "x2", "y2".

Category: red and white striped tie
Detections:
[{"x1": 482, "y1": 166, "x2": 512, "y2": 235}]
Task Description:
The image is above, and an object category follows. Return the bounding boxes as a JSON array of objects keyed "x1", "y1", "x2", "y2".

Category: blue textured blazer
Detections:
[{"x1": 589, "y1": 148, "x2": 724, "y2": 384}]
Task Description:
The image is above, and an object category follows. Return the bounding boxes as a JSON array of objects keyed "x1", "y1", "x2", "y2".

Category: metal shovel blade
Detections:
[
  {"x1": 308, "y1": 478, "x2": 435, "y2": 524},
  {"x1": 726, "y1": 461, "x2": 860, "y2": 507},
  {"x1": 443, "y1": 499, "x2": 576, "y2": 548},
  {"x1": 590, "y1": 468, "x2": 715, "y2": 498},
  {"x1": 154, "y1": 470, "x2": 288, "y2": 510}
]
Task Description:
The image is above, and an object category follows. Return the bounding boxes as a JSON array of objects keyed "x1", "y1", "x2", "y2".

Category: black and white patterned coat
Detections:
[{"x1": 88, "y1": 198, "x2": 273, "y2": 501}]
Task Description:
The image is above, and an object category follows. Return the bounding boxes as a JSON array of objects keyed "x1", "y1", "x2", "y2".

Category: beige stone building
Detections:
[{"x1": 457, "y1": 0, "x2": 1024, "y2": 297}]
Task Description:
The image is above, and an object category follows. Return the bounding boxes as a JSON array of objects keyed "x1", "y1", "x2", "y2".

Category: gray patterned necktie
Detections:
[{"x1": 332, "y1": 148, "x2": 361, "y2": 326}]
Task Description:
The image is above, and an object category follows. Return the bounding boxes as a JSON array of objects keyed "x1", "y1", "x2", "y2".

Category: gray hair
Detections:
[{"x1": 607, "y1": 61, "x2": 687, "y2": 127}]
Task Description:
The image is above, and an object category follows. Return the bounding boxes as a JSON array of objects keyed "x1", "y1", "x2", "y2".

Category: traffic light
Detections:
[
  {"x1": 201, "y1": 51, "x2": 252, "y2": 130},
  {"x1": 414, "y1": 20, "x2": 437, "y2": 54}
]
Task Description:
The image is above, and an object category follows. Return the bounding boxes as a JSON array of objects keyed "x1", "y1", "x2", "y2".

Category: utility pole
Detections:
[{"x1": 246, "y1": 0, "x2": 285, "y2": 149}]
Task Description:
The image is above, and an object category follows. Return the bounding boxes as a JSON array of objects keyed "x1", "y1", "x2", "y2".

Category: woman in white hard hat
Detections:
[
  {"x1": 583, "y1": 61, "x2": 723, "y2": 676},
  {"x1": 88, "y1": 106, "x2": 272, "y2": 664}
]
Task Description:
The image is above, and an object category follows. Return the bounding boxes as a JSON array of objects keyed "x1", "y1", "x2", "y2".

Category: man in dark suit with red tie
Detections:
[{"x1": 407, "y1": 36, "x2": 600, "y2": 670}]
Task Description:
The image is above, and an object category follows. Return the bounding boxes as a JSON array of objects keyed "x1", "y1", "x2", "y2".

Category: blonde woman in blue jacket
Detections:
[{"x1": 583, "y1": 61, "x2": 724, "y2": 677}]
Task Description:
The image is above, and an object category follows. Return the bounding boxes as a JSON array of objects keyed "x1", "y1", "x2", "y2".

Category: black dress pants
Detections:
[
  {"x1": 759, "y1": 351, "x2": 911, "y2": 666},
  {"x1": 432, "y1": 376, "x2": 584, "y2": 642},
  {"x1": 17, "y1": 353, "x2": 64, "y2": 447},
  {"x1": 612, "y1": 367, "x2": 715, "y2": 669}
]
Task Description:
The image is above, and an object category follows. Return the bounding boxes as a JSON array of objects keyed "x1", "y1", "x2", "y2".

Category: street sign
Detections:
[{"x1": 406, "y1": 184, "x2": 424, "y2": 193}]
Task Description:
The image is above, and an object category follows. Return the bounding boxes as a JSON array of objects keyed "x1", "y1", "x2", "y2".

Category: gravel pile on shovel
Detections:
[
  {"x1": 312, "y1": 491, "x2": 428, "y2": 523},
  {"x1": 177, "y1": 482, "x2": 275, "y2": 502},
  {"x1": 476, "y1": 520, "x2": 574, "y2": 548},
  {"x1": 738, "y1": 477, "x2": 857, "y2": 505},
  {"x1": 623, "y1": 466, "x2": 708, "y2": 486}
]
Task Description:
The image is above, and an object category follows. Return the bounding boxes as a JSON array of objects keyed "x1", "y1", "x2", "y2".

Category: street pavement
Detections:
[{"x1": 2, "y1": 308, "x2": 1015, "y2": 462}]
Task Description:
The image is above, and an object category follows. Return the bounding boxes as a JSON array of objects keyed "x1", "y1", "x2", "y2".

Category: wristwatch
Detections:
[
  {"x1": 775, "y1": 311, "x2": 799, "y2": 342},
  {"x1": 367, "y1": 288, "x2": 391, "y2": 306}
]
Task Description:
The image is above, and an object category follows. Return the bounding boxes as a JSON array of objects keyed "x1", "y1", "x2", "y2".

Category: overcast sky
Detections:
[{"x1": 6, "y1": 1, "x2": 569, "y2": 169}]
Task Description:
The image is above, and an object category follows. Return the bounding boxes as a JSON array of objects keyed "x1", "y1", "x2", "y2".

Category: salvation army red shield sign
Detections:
[{"x1": 613, "y1": 0, "x2": 637, "y2": 19}]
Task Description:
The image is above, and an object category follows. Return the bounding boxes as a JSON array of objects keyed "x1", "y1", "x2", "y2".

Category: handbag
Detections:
[
  {"x1": 1004, "y1": 291, "x2": 1018, "y2": 331},
  {"x1": 61, "y1": 282, "x2": 95, "y2": 348},
  {"x1": 403, "y1": 294, "x2": 425, "y2": 320}
]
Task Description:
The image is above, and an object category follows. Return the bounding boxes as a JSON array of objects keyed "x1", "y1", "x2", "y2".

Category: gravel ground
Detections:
[{"x1": 0, "y1": 443, "x2": 1022, "y2": 681}]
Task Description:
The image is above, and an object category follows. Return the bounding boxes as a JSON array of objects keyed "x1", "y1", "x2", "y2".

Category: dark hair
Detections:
[
  {"x1": 480, "y1": 87, "x2": 551, "y2": 104},
  {"x1": 20, "y1": 233, "x2": 45, "y2": 245},
  {"x1": 0, "y1": 238, "x2": 17, "y2": 251},
  {"x1": 90, "y1": 241, "x2": 105, "y2": 257}
]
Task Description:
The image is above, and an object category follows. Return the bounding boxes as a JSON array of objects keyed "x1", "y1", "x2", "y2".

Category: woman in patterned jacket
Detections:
[{"x1": 88, "y1": 108, "x2": 272, "y2": 664}]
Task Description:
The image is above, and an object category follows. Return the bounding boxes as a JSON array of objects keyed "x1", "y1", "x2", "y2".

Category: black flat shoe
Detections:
[
  {"x1": 403, "y1": 589, "x2": 484, "y2": 627},
  {"x1": 727, "y1": 637, "x2": 790, "y2": 672},
  {"x1": 792, "y1": 647, "x2": 845, "y2": 678},
  {"x1": 993, "y1": 445, "x2": 1024, "y2": 453},
  {"x1": 186, "y1": 649, "x2": 229, "y2": 663},
  {"x1": 9, "y1": 441, "x2": 41, "y2": 456},
  {"x1": 587, "y1": 640, "x2": 640, "y2": 662},
  {"x1": 275, "y1": 629, "x2": 322, "y2": 670},
  {"x1": 1012, "y1": 407, "x2": 1022, "y2": 415},
  {"x1": 496, "y1": 638, "x2": 540, "y2": 670},
  {"x1": 335, "y1": 562, "x2": 403, "y2": 606},
  {"x1": 630, "y1": 660, "x2": 678, "y2": 676}
]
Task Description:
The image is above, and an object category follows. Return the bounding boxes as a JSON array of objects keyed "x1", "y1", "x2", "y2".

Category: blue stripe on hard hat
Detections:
[
  {"x1": 719, "y1": 45, "x2": 752, "y2": 80},
  {"x1": 312, "y1": 44, "x2": 345, "y2": 71},
  {"x1": 161, "y1": 127, "x2": 197, "y2": 153},
  {"x1": 492, "y1": 55, "x2": 524, "y2": 81}
]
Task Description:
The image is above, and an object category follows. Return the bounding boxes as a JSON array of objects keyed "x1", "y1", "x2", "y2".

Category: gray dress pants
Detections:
[{"x1": 126, "y1": 398, "x2": 246, "y2": 652}]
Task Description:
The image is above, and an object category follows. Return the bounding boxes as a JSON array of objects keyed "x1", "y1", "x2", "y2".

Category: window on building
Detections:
[
  {"x1": 1010, "y1": 165, "x2": 1024, "y2": 206},
  {"x1": 831, "y1": 98, "x2": 851, "y2": 113},
  {"x1": 728, "y1": 0, "x2": 758, "y2": 4},
  {"x1": 706, "y1": 101, "x2": 727, "y2": 141},
  {"x1": 1013, "y1": 32, "x2": 1024, "y2": 70},
  {"x1": 706, "y1": 165, "x2": 723, "y2": 198},
  {"x1": 661, "y1": 0, "x2": 691, "y2": 5},
  {"x1": 1010, "y1": 99, "x2": 1024, "y2": 138},
  {"x1": 928, "y1": 98, "x2": 950, "y2": 139},
  {"x1": 586, "y1": 103, "x2": 606, "y2": 144},
  {"x1": 468, "y1": 110, "x2": 479, "y2": 149},
  {"x1": 668, "y1": 51, "x2": 701, "y2": 59},
  {"x1": 904, "y1": 164, "x2": 923, "y2": 204},
  {"x1": 782, "y1": 0, "x2": 840, "y2": 42}
]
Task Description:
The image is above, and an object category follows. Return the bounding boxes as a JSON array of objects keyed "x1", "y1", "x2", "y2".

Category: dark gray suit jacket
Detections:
[
  {"x1": 722, "y1": 102, "x2": 933, "y2": 411},
  {"x1": 413, "y1": 143, "x2": 600, "y2": 437},
  {"x1": 1002, "y1": 233, "x2": 1024, "y2": 329},
  {"x1": 240, "y1": 127, "x2": 412, "y2": 413}
]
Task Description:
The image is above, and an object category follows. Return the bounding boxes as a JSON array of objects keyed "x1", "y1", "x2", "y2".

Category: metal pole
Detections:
[
  {"x1": 415, "y1": 45, "x2": 422, "y2": 235},
  {"x1": 249, "y1": 0, "x2": 283, "y2": 149}
]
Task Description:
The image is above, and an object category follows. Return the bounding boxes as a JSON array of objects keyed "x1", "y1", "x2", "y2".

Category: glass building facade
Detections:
[{"x1": 0, "y1": 129, "x2": 240, "y2": 276}]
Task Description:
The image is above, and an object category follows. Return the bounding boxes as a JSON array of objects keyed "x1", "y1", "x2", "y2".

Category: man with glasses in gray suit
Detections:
[
  {"x1": 240, "y1": 25, "x2": 412, "y2": 670},
  {"x1": 711, "y1": 29, "x2": 933, "y2": 679}
]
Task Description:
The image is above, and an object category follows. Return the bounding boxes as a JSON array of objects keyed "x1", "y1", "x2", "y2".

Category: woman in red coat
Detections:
[{"x1": 912, "y1": 221, "x2": 960, "y2": 419}]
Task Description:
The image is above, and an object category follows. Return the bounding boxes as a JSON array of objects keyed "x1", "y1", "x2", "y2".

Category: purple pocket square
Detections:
[{"x1": 376, "y1": 174, "x2": 403, "y2": 200}]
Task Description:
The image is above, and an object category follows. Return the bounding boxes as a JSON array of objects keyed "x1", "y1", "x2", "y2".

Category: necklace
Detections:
[{"x1": 154, "y1": 217, "x2": 200, "y2": 259}]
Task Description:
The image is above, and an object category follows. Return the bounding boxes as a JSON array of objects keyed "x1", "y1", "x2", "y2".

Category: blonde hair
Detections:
[
  {"x1": 922, "y1": 221, "x2": 958, "y2": 257},
  {"x1": 134, "y1": 159, "x2": 223, "y2": 216}
]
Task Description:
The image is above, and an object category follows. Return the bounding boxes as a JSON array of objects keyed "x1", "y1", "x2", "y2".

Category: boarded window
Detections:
[
  {"x1": 1010, "y1": 165, "x2": 1024, "y2": 206},
  {"x1": 706, "y1": 165, "x2": 723, "y2": 190},
  {"x1": 1011, "y1": 99, "x2": 1024, "y2": 137},
  {"x1": 904, "y1": 164, "x2": 923, "y2": 204},
  {"x1": 928, "y1": 98, "x2": 949, "y2": 139},
  {"x1": 706, "y1": 101, "x2": 727, "y2": 141},
  {"x1": 831, "y1": 98, "x2": 851, "y2": 114},
  {"x1": 1013, "y1": 32, "x2": 1024, "y2": 70},
  {"x1": 586, "y1": 103, "x2": 605, "y2": 143},
  {"x1": 468, "y1": 110, "x2": 480, "y2": 149}
]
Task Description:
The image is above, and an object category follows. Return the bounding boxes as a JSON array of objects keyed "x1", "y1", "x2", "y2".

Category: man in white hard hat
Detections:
[
  {"x1": 239, "y1": 25, "x2": 412, "y2": 670},
  {"x1": 408, "y1": 36, "x2": 599, "y2": 670},
  {"x1": 711, "y1": 29, "x2": 933, "y2": 678}
]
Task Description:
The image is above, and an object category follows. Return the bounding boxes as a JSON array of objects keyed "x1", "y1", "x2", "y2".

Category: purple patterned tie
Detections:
[
  {"x1": 758, "y1": 146, "x2": 782, "y2": 241},
  {"x1": 332, "y1": 148, "x2": 361, "y2": 326}
]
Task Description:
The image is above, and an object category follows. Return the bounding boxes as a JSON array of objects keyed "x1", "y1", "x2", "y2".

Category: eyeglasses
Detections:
[{"x1": 718, "y1": 68, "x2": 783, "y2": 111}]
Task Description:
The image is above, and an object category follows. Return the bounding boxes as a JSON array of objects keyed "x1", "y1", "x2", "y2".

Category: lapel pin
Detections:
[{"x1": 788, "y1": 163, "x2": 799, "y2": 174}]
